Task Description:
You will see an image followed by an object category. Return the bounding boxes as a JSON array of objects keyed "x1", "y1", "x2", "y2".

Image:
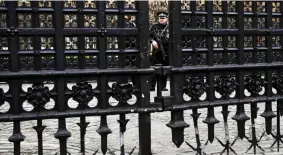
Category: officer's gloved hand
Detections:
[{"x1": 152, "y1": 40, "x2": 158, "y2": 49}]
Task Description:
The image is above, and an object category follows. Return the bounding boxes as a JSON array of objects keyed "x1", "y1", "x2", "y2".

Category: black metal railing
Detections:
[{"x1": 0, "y1": 1, "x2": 283, "y2": 155}]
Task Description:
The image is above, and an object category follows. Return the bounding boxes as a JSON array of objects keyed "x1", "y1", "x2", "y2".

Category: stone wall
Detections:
[{"x1": 149, "y1": 0, "x2": 168, "y2": 27}]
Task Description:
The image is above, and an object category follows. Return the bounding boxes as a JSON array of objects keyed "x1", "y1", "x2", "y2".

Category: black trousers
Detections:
[{"x1": 150, "y1": 49, "x2": 169, "y2": 90}]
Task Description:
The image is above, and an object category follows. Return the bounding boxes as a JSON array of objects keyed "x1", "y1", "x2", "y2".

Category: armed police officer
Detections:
[{"x1": 149, "y1": 11, "x2": 170, "y2": 91}]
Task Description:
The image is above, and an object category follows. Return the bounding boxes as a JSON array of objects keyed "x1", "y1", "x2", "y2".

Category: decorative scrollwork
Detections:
[
  {"x1": 244, "y1": 17, "x2": 252, "y2": 29},
  {"x1": 26, "y1": 83, "x2": 51, "y2": 110},
  {"x1": 244, "y1": 74, "x2": 265, "y2": 95},
  {"x1": 196, "y1": 16, "x2": 206, "y2": 28},
  {"x1": 125, "y1": 55, "x2": 137, "y2": 67},
  {"x1": 0, "y1": 13, "x2": 7, "y2": 28},
  {"x1": 183, "y1": 77, "x2": 209, "y2": 101},
  {"x1": 72, "y1": 82, "x2": 94, "y2": 107},
  {"x1": 0, "y1": 88, "x2": 5, "y2": 107},
  {"x1": 182, "y1": 53, "x2": 193, "y2": 66},
  {"x1": 215, "y1": 75, "x2": 238, "y2": 98},
  {"x1": 196, "y1": 53, "x2": 207, "y2": 65},
  {"x1": 111, "y1": 82, "x2": 133, "y2": 104},
  {"x1": 85, "y1": 55, "x2": 97, "y2": 68},
  {"x1": 182, "y1": 15, "x2": 191, "y2": 28},
  {"x1": 272, "y1": 17, "x2": 280, "y2": 29},
  {"x1": 0, "y1": 57, "x2": 9, "y2": 70},
  {"x1": 227, "y1": 17, "x2": 236, "y2": 28},
  {"x1": 182, "y1": 36, "x2": 192, "y2": 48},
  {"x1": 272, "y1": 71, "x2": 283, "y2": 93},
  {"x1": 18, "y1": 14, "x2": 32, "y2": 28},
  {"x1": 20, "y1": 56, "x2": 34, "y2": 70},
  {"x1": 213, "y1": 52, "x2": 223, "y2": 64},
  {"x1": 228, "y1": 52, "x2": 236, "y2": 64},
  {"x1": 125, "y1": 37, "x2": 136, "y2": 49}
]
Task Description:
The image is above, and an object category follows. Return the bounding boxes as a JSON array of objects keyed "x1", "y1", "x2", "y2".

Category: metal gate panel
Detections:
[
  {"x1": 0, "y1": 1, "x2": 283, "y2": 155},
  {"x1": 166, "y1": 1, "x2": 283, "y2": 154},
  {"x1": 0, "y1": 1, "x2": 154, "y2": 155}
]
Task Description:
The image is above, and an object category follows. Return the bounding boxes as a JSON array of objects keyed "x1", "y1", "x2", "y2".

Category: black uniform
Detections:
[{"x1": 149, "y1": 12, "x2": 170, "y2": 91}]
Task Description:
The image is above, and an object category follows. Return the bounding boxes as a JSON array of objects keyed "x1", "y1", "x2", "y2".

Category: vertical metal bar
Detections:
[
  {"x1": 138, "y1": 1, "x2": 149, "y2": 69},
  {"x1": 37, "y1": 120, "x2": 44, "y2": 155},
  {"x1": 33, "y1": 119, "x2": 46, "y2": 155},
  {"x1": 261, "y1": 1, "x2": 276, "y2": 135},
  {"x1": 76, "y1": 3, "x2": 90, "y2": 153},
  {"x1": 54, "y1": 77, "x2": 71, "y2": 155},
  {"x1": 222, "y1": 1, "x2": 228, "y2": 64},
  {"x1": 166, "y1": 0, "x2": 189, "y2": 149},
  {"x1": 96, "y1": 114, "x2": 112, "y2": 155},
  {"x1": 203, "y1": 106, "x2": 219, "y2": 143},
  {"x1": 96, "y1": 2, "x2": 111, "y2": 151},
  {"x1": 138, "y1": 113, "x2": 152, "y2": 155},
  {"x1": 118, "y1": 1, "x2": 125, "y2": 68},
  {"x1": 57, "y1": 119, "x2": 69, "y2": 155},
  {"x1": 206, "y1": 0, "x2": 214, "y2": 101},
  {"x1": 78, "y1": 1, "x2": 85, "y2": 69},
  {"x1": 136, "y1": 71, "x2": 152, "y2": 155},
  {"x1": 221, "y1": 105, "x2": 231, "y2": 154},
  {"x1": 206, "y1": 0, "x2": 214, "y2": 99},
  {"x1": 98, "y1": 1, "x2": 106, "y2": 69},
  {"x1": 6, "y1": 2, "x2": 25, "y2": 155},
  {"x1": 272, "y1": 4, "x2": 283, "y2": 151},
  {"x1": 100, "y1": 115, "x2": 108, "y2": 154},
  {"x1": 191, "y1": 1, "x2": 196, "y2": 28},
  {"x1": 8, "y1": 1, "x2": 18, "y2": 72},
  {"x1": 273, "y1": 101, "x2": 283, "y2": 151},
  {"x1": 54, "y1": 3, "x2": 71, "y2": 153},
  {"x1": 190, "y1": 1, "x2": 197, "y2": 66},
  {"x1": 191, "y1": 108, "x2": 202, "y2": 154},
  {"x1": 96, "y1": 0, "x2": 112, "y2": 146},
  {"x1": 137, "y1": 0, "x2": 150, "y2": 133},
  {"x1": 135, "y1": 1, "x2": 150, "y2": 113},
  {"x1": 169, "y1": 0, "x2": 182, "y2": 102},
  {"x1": 137, "y1": 2, "x2": 152, "y2": 154},
  {"x1": 276, "y1": 102, "x2": 281, "y2": 151},
  {"x1": 118, "y1": 114, "x2": 129, "y2": 155},
  {"x1": 8, "y1": 82, "x2": 25, "y2": 155},
  {"x1": 97, "y1": 75, "x2": 111, "y2": 154},
  {"x1": 280, "y1": 2, "x2": 283, "y2": 63},
  {"x1": 232, "y1": 1, "x2": 250, "y2": 140},
  {"x1": 10, "y1": 121, "x2": 25, "y2": 155},
  {"x1": 169, "y1": 1, "x2": 181, "y2": 67},
  {"x1": 206, "y1": 1, "x2": 213, "y2": 66},
  {"x1": 120, "y1": 115, "x2": 126, "y2": 155},
  {"x1": 248, "y1": 98, "x2": 259, "y2": 154},
  {"x1": 237, "y1": 1, "x2": 245, "y2": 79},
  {"x1": 54, "y1": 1, "x2": 64, "y2": 70},
  {"x1": 77, "y1": 116, "x2": 89, "y2": 155},
  {"x1": 266, "y1": 2, "x2": 272, "y2": 64},
  {"x1": 204, "y1": 0, "x2": 219, "y2": 144},
  {"x1": 252, "y1": 1, "x2": 257, "y2": 63},
  {"x1": 116, "y1": 5, "x2": 128, "y2": 150},
  {"x1": 32, "y1": 1, "x2": 41, "y2": 71}
]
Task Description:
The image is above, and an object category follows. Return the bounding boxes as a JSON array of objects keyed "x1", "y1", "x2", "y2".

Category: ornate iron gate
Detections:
[{"x1": 0, "y1": 1, "x2": 283, "y2": 155}]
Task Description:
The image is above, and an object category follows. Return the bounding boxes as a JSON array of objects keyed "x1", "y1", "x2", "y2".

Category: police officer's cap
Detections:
[{"x1": 157, "y1": 11, "x2": 168, "y2": 18}]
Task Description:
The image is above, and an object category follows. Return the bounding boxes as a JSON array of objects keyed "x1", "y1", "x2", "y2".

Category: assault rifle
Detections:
[
  {"x1": 152, "y1": 24, "x2": 169, "y2": 61},
  {"x1": 152, "y1": 32, "x2": 166, "y2": 61}
]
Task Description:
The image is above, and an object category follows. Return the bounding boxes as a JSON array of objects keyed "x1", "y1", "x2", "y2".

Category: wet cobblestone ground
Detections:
[{"x1": 0, "y1": 82, "x2": 283, "y2": 155}]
